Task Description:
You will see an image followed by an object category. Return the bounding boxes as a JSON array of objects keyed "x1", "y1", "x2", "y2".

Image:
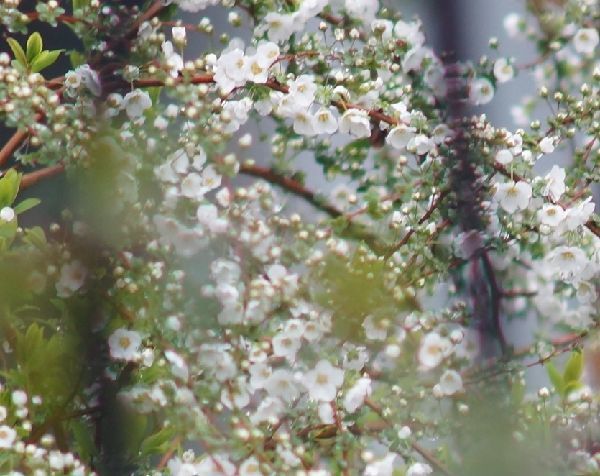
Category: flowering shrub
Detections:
[{"x1": 0, "y1": 0, "x2": 598, "y2": 475}]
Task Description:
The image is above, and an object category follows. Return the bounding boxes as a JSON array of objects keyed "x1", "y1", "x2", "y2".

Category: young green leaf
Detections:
[
  {"x1": 14, "y1": 197, "x2": 41, "y2": 214},
  {"x1": 546, "y1": 362, "x2": 565, "y2": 397},
  {"x1": 7, "y1": 38, "x2": 28, "y2": 67},
  {"x1": 0, "y1": 169, "x2": 22, "y2": 208},
  {"x1": 30, "y1": 50, "x2": 62, "y2": 73},
  {"x1": 563, "y1": 350, "x2": 583, "y2": 384},
  {"x1": 26, "y1": 32, "x2": 43, "y2": 62}
]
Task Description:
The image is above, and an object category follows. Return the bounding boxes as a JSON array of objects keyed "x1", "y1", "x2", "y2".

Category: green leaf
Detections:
[
  {"x1": 546, "y1": 362, "x2": 564, "y2": 397},
  {"x1": 140, "y1": 425, "x2": 176, "y2": 457},
  {"x1": 26, "y1": 32, "x2": 43, "y2": 62},
  {"x1": 30, "y1": 50, "x2": 62, "y2": 73},
  {"x1": 7, "y1": 38, "x2": 27, "y2": 67},
  {"x1": 14, "y1": 198, "x2": 41, "y2": 214},
  {"x1": 69, "y1": 50, "x2": 86, "y2": 68},
  {"x1": 71, "y1": 420, "x2": 96, "y2": 462},
  {"x1": 563, "y1": 351, "x2": 583, "y2": 384},
  {"x1": 0, "y1": 169, "x2": 22, "y2": 207},
  {"x1": 24, "y1": 226, "x2": 47, "y2": 248}
]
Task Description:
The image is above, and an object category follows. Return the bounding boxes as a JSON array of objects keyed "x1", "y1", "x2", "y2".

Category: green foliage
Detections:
[
  {"x1": 6, "y1": 37, "x2": 27, "y2": 68},
  {"x1": 545, "y1": 350, "x2": 584, "y2": 399},
  {"x1": 14, "y1": 197, "x2": 41, "y2": 214},
  {"x1": 26, "y1": 32, "x2": 43, "y2": 62},
  {"x1": 5, "y1": 33, "x2": 62, "y2": 73},
  {"x1": 12, "y1": 323, "x2": 82, "y2": 408},
  {"x1": 0, "y1": 169, "x2": 21, "y2": 208}
]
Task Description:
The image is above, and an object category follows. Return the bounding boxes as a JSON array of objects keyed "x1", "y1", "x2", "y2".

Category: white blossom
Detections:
[
  {"x1": 418, "y1": 332, "x2": 452, "y2": 369},
  {"x1": 573, "y1": 28, "x2": 598, "y2": 55},
  {"x1": 493, "y1": 58, "x2": 514, "y2": 83},
  {"x1": 339, "y1": 109, "x2": 371, "y2": 138},
  {"x1": 543, "y1": 165, "x2": 566, "y2": 201},
  {"x1": 122, "y1": 90, "x2": 152, "y2": 119},
  {"x1": 56, "y1": 261, "x2": 87, "y2": 297},
  {"x1": 494, "y1": 181, "x2": 532, "y2": 213},
  {"x1": 304, "y1": 360, "x2": 345, "y2": 401},
  {"x1": 108, "y1": 328, "x2": 142, "y2": 362},
  {"x1": 469, "y1": 78, "x2": 494, "y2": 105},
  {"x1": 0, "y1": 206, "x2": 15, "y2": 222},
  {"x1": 343, "y1": 376, "x2": 372, "y2": 412}
]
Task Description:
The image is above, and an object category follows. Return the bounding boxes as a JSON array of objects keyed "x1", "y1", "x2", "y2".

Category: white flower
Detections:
[
  {"x1": 172, "y1": 26, "x2": 186, "y2": 42},
  {"x1": 175, "y1": 0, "x2": 219, "y2": 12},
  {"x1": 64, "y1": 70, "x2": 82, "y2": 90},
  {"x1": 537, "y1": 204, "x2": 566, "y2": 227},
  {"x1": 546, "y1": 246, "x2": 587, "y2": 282},
  {"x1": 371, "y1": 19, "x2": 394, "y2": 41},
  {"x1": 289, "y1": 74, "x2": 317, "y2": 106},
  {"x1": 239, "y1": 457, "x2": 262, "y2": 476},
  {"x1": 249, "y1": 362, "x2": 272, "y2": 390},
  {"x1": 495, "y1": 148, "x2": 513, "y2": 165},
  {"x1": 418, "y1": 332, "x2": 452, "y2": 369},
  {"x1": 108, "y1": 328, "x2": 142, "y2": 362},
  {"x1": 503, "y1": 13, "x2": 522, "y2": 38},
  {"x1": 162, "y1": 41, "x2": 183, "y2": 78},
  {"x1": 564, "y1": 197, "x2": 595, "y2": 230},
  {"x1": 386, "y1": 125, "x2": 416, "y2": 150},
  {"x1": 255, "y1": 41, "x2": 280, "y2": 67},
  {"x1": 494, "y1": 181, "x2": 532, "y2": 213},
  {"x1": 543, "y1": 165, "x2": 566, "y2": 201},
  {"x1": 339, "y1": 109, "x2": 371, "y2": 138},
  {"x1": 250, "y1": 396, "x2": 284, "y2": 424},
  {"x1": 263, "y1": 12, "x2": 297, "y2": 43},
  {"x1": 577, "y1": 281, "x2": 597, "y2": 305},
  {"x1": 408, "y1": 134, "x2": 434, "y2": 155},
  {"x1": 438, "y1": 370, "x2": 463, "y2": 395},
  {"x1": 122, "y1": 90, "x2": 152, "y2": 119},
  {"x1": 314, "y1": 108, "x2": 338, "y2": 134},
  {"x1": 318, "y1": 402, "x2": 334, "y2": 424},
  {"x1": 345, "y1": 0, "x2": 378, "y2": 25},
  {"x1": 0, "y1": 425, "x2": 17, "y2": 449},
  {"x1": 394, "y1": 20, "x2": 425, "y2": 46},
  {"x1": 398, "y1": 426, "x2": 411, "y2": 439},
  {"x1": 363, "y1": 315, "x2": 388, "y2": 341},
  {"x1": 56, "y1": 260, "x2": 87, "y2": 297},
  {"x1": 245, "y1": 54, "x2": 269, "y2": 84},
  {"x1": 539, "y1": 136, "x2": 556, "y2": 154},
  {"x1": 195, "y1": 454, "x2": 235, "y2": 475},
  {"x1": 406, "y1": 462, "x2": 433, "y2": 476},
  {"x1": 265, "y1": 369, "x2": 300, "y2": 402},
  {"x1": 271, "y1": 332, "x2": 302, "y2": 362},
  {"x1": 364, "y1": 453, "x2": 398, "y2": 476},
  {"x1": 293, "y1": 110, "x2": 316, "y2": 136},
  {"x1": 0, "y1": 206, "x2": 15, "y2": 222},
  {"x1": 493, "y1": 58, "x2": 514, "y2": 83},
  {"x1": 74, "y1": 64, "x2": 101, "y2": 96},
  {"x1": 343, "y1": 376, "x2": 372, "y2": 412},
  {"x1": 304, "y1": 360, "x2": 345, "y2": 401},
  {"x1": 469, "y1": 77, "x2": 494, "y2": 105},
  {"x1": 197, "y1": 203, "x2": 227, "y2": 234},
  {"x1": 573, "y1": 28, "x2": 598, "y2": 55},
  {"x1": 214, "y1": 48, "x2": 247, "y2": 93},
  {"x1": 11, "y1": 390, "x2": 27, "y2": 406}
]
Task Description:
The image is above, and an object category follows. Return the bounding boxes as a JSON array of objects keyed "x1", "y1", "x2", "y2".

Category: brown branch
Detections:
[
  {"x1": 240, "y1": 163, "x2": 342, "y2": 217},
  {"x1": 21, "y1": 164, "x2": 65, "y2": 189},
  {"x1": 384, "y1": 189, "x2": 450, "y2": 258},
  {"x1": 0, "y1": 113, "x2": 43, "y2": 167}
]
